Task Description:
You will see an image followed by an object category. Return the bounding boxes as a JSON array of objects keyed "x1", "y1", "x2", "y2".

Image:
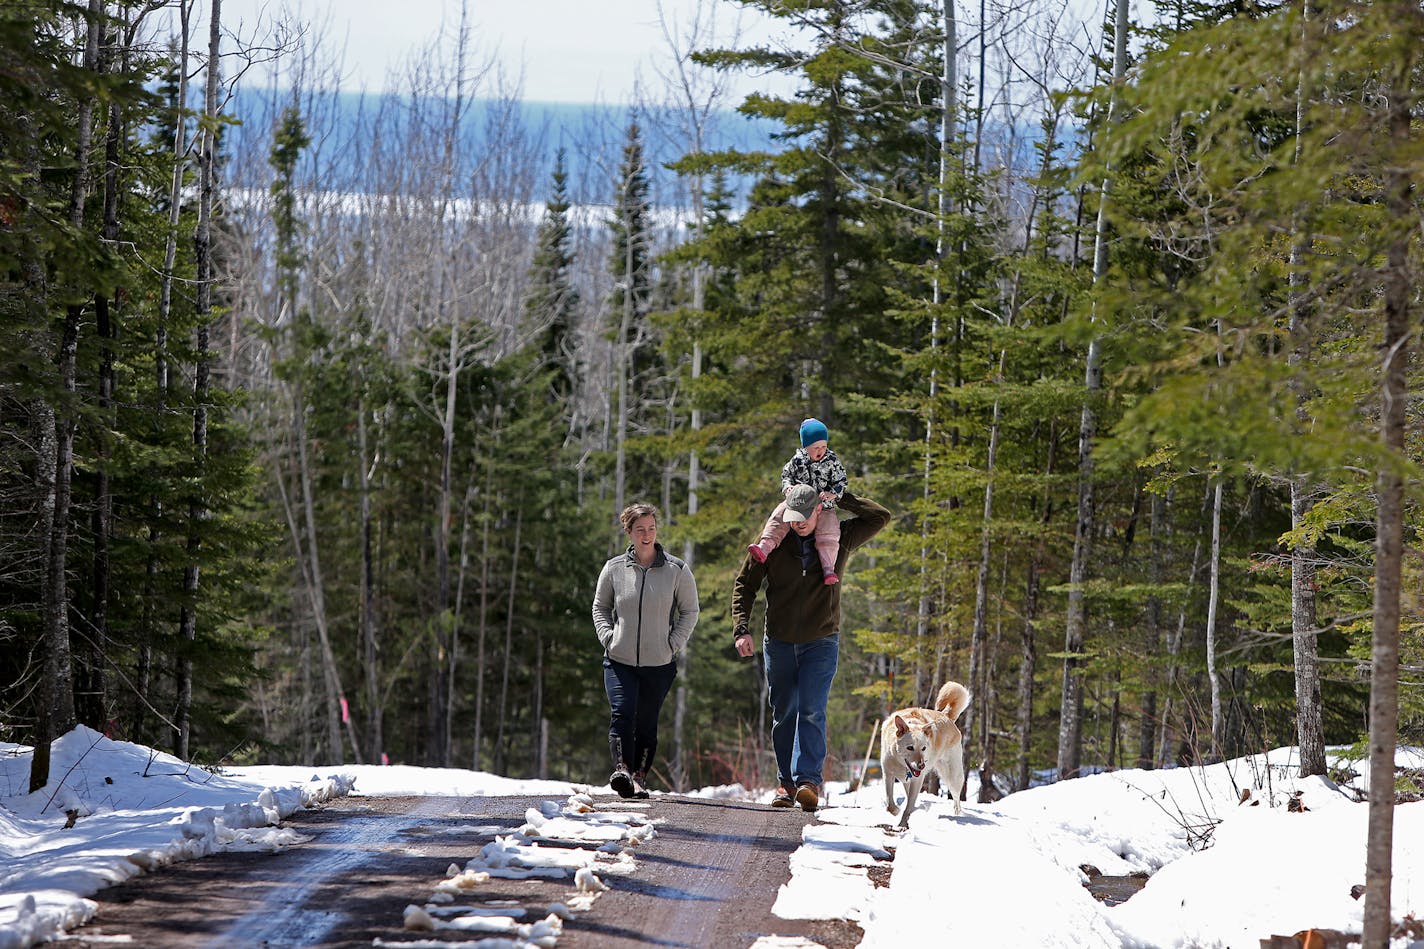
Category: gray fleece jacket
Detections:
[{"x1": 592, "y1": 543, "x2": 699, "y2": 667}]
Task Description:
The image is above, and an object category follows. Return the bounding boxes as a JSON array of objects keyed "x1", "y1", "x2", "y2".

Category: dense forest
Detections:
[{"x1": 3, "y1": 0, "x2": 1421, "y2": 867}]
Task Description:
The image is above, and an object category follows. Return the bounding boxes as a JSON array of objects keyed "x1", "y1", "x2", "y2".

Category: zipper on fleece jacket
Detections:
[{"x1": 634, "y1": 560, "x2": 647, "y2": 665}]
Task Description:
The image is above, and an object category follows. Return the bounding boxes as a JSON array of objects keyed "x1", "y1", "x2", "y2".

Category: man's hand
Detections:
[{"x1": 734, "y1": 633, "x2": 755, "y2": 658}]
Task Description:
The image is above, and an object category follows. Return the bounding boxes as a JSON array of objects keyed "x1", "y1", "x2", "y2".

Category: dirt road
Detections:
[{"x1": 66, "y1": 793, "x2": 873, "y2": 948}]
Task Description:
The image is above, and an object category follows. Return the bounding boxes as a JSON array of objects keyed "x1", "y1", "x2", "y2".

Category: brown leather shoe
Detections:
[
  {"x1": 771, "y1": 785, "x2": 795, "y2": 808},
  {"x1": 795, "y1": 782, "x2": 820, "y2": 812}
]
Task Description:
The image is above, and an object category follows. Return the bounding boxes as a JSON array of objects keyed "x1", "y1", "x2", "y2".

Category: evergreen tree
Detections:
[
  {"x1": 2, "y1": 2, "x2": 268, "y2": 775},
  {"x1": 1078, "y1": 0, "x2": 1420, "y2": 799},
  {"x1": 689, "y1": 0, "x2": 943, "y2": 501},
  {"x1": 606, "y1": 119, "x2": 658, "y2": 521},
  {"x1": 0, "y1": 3, "x2": 97, "y2": 784},
  {"x1": 524, "y1": 147, "x2": 580, "y2": 416},
  {"x1": 680, "y1": 0, "x2": 949, "y2": 782}
]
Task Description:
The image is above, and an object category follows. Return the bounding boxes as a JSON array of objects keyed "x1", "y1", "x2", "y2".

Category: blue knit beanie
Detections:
[{"x1": 799, "y1": 417, "x2": 829, "y2": 448}]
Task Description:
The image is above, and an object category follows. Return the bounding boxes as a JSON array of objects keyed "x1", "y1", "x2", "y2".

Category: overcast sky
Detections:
[{"x1": 215, "y1": 0, "x2": 784, "y2": 104}]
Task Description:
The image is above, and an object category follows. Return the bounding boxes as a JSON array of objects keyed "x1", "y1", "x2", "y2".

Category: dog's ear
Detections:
[{"x1": 893, "y1": 714, "x2": 910, "y2": 737}]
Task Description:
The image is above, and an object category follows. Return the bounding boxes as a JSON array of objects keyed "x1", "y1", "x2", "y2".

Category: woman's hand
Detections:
[{"x1": 734, "y1": 633, "x2": 755, "y2": 658}]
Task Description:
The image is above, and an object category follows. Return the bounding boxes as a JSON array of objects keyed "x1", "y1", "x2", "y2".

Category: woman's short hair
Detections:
[{"x1": 619, "y1": 502, "x2": 659, "y2": 533}]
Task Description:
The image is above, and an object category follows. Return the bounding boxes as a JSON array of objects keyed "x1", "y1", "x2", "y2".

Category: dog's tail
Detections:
[{"x1": 935, "y1": 681, "x2": 971, "y2": 720}]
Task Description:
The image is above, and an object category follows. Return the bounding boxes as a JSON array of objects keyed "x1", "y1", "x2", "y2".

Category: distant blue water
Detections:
[
  {"x1": 222, "y1": 88, "x2": 782, "y2": 203},
  {"x1": 219, "y1": 87, "x2": 1067, "y2": 210}
]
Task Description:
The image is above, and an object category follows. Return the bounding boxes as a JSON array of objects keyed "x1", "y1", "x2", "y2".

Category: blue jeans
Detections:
[
  {"x1": 603, "y1": 657, "x2": 678, "y2": 774},
  {"x1": 763, "y1": 634, "x2": 838, "y2": 788}
]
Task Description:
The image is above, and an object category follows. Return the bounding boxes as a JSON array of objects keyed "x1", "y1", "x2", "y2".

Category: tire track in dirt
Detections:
[{"x1": 199, "y1": 796, "x2": 453, "y2": 948}]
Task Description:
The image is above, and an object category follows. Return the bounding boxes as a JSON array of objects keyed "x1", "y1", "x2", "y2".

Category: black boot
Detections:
[
  {"x1": 631, "y1": 748, "x2": 652, "y2": 798},
  {"x1": 608, "y1": 736, "x2": 635, "y2": 798},
  {"x1": 610, "y1": 761, "x2": 635, "y2": 798}
]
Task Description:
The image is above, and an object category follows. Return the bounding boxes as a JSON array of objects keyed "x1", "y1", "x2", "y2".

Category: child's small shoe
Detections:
[
  {"x1": 823, "y1": 572, "x2": 839, "y2": 586},
  {"x1": 747, "y1": 544, "x2": 767, "y2": 564}
]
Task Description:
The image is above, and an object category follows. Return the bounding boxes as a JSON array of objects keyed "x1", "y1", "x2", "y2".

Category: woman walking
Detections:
[{"x1": 592, "y1": 503, "x2": 699, "y2": 797}]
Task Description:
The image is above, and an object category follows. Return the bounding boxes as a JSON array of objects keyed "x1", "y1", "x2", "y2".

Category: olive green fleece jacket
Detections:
[
  {"x1": 592, "y1": 543, "x2": 699, "y2": 667},
  {"x1": 731, "y1": 492, "x2": 891, "y2": 645}
]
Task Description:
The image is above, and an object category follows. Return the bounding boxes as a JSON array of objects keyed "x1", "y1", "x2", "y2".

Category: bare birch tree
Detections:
[
  {"x1": 652, "y1": 0, "x2": 737, "y2": 792},
  {"x1": 1362, "y1": 19, "x2": 1418, "y2": 941},
  {"x1": 1285, "y1": 0, "x2": 1325, "y2": 780},
  {"x1": 175, "y1": 0, "x2": 222, "y2": 762},
  {"x1": 1203, "y1": 476, "x2": 1223, "y2": 759},
  {"x1": 31, "y1": 0, "x2": 102, "y2": 791},
  {"x1": 1058, "y1": 0, "x2": 1128, "y2": 782}
]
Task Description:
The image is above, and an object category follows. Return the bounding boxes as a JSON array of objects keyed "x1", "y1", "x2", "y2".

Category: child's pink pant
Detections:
[{"x1": 751, "y1": 503, "x2": 840, "y2": 576}]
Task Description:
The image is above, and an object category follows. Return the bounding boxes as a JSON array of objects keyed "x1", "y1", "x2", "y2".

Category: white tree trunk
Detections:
[
  {"x1": 1159, "y1": 529, "x2": 1203, "y2": 769},
  {"x1": 1204, "y1": 479, "x2": 1223, "y2": 760},
  {"x1": 435, "y1": 320, "x2": 460, "y2": 766},
  {"x1": 1289, "y1": 479, "x2": 1325, "y2": 776},
  {"x1": 965, "y1": 391, "x2": 1001, "y2": 780},
  {"x1": 614, "y1": 222, "x2": 633, "y2": 520},
  {"x1": 915, "y1": 0, "x2": 958, "y2": 700},
  {"x1": 1138, "y1": 492, "x2": 1165, "y2": 768},
  {"x1": 33, "y1": 0, "x2": 102, "y2": 789},
  {"x1": 1058, "y1": 0, "x2": 1128, "y2": 781},
  {"x1": 1287, "y1": 0, "x2": 1325, "y2": 780},
  {"x1": 293, "y1": 400, "x2": 347, "y2": 761},
  {"x1": 176, "y1": 0, "x2": 221, "y2": 762},
  {"x1": 472, "y1": 439, "x2": 494, "y2": 770},
  {"x1": 494, "y1": 509, "x2": 523, "y2": 774},
  {"x1": 359, "y1": 396, "x2": 382, "y2": 763},
  {"x1": 1362, "y1": 48, "x2": 1413, "y2": 943}
]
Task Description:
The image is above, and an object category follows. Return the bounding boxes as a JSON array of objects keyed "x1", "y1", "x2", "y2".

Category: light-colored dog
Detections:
[{"x1": 881, "y1": 681, "x2": 970, "y2": 829}]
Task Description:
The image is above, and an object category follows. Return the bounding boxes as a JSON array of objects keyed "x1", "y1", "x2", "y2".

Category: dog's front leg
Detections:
[{"x1": 897, "y1": 774, "x2": 923, "y2": 829}]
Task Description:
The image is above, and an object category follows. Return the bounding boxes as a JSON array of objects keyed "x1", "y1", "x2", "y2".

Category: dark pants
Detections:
[{"x1": 603, "y1": 656, "x2": 678, "y2": 774}]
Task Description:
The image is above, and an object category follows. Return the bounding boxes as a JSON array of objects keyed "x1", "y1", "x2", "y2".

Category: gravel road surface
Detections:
[{"x1": 66, "y1": 793, "x2": 875, "y2": 948}]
